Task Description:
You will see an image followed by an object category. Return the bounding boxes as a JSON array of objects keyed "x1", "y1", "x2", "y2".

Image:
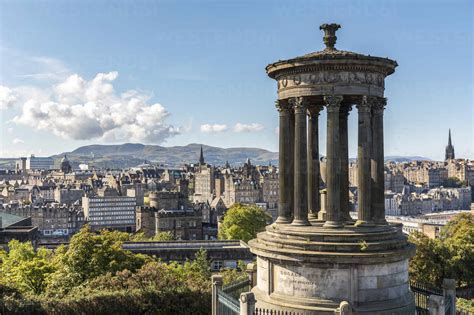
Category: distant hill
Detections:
[
  {"x1": 52, "y1": 143, "x2": 279, "y2": 169},
  {"x1": 0, "y1": 144, "x2": 432, "y2": 170},
  {"x1": 384, "y1": 156, "x2": 432, "y2": 163}
]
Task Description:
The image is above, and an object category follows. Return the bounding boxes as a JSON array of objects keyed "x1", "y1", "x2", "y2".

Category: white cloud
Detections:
[
  {"x1": 12, "y1": 138, "x2": 24, "y2": 144},
  {"x1": 0, "y1": 86, "x2": 18, "y2": 110},
  {"x1": 200, "y1": 124, "x2": 228, "y2": 133},
  {"x1": 234, "y1": 123, "x2": 264, "y2": 133},
  {"x1": 10, "y1": 71, "x2": 178, "y2": 143}
]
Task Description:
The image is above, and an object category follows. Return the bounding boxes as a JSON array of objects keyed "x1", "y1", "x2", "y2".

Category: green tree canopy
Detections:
[
  {"x1": 218, "y1": 203, "x2": 271, "y2": 243},
  {"x1": 152, "y1": 231, "x2": 176, "y2": 241},
  {"x1": 46, "y1": 225, "x2": 148, "y2": 296},
  {"x1": 0, "y1": 240, "x2": 55, "y2": 294},
  {"x1": 0, "y1": 225, "x2": 213, "y2": 314},
  {"x1": 409, "y1": 213, "x2": 474, "y2": 287}
]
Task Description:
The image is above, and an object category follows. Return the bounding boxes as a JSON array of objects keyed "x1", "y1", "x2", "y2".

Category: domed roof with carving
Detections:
[
  {"x1": 60, "y1": 154, "x2": 72, "y2": 173},
  {"x1": 300, "y1": 48, "x2": 366, "y2": 59},
  {"x1": 266, "y1": 23, "x2": 397, "y2": 78}
]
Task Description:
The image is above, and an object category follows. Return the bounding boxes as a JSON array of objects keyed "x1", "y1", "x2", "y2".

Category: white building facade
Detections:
[{"x1": 82, "y1": 195, "x2": 136, "y2": 232}]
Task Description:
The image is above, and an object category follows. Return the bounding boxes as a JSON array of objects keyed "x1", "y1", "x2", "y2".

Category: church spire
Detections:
[
  {"x1": 445, "y1": 129, "x2": 455, "y2": 160},
  {"x1": 199, "y1": 145, "x2": 205, "y2": 164}
]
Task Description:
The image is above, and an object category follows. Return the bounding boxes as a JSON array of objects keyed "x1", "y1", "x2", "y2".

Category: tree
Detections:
[
  {"x1": 440, "y1": 213, "x2": 474, "y2": 286},
  {"x1": 0, "y1": 226, "x2": 213, "y2": 314},
  {"x1": 408, "y1": 231, "x2": 446, "y2": 286},
  {"x1": 46, "y1": 225, "x2": 148, "y2": 296},
  {"x1": 218, "y1": 203, "x2": 271, "y2": 243},
  {"x1": 409, "y1": 213, "x2": 474, "y2": 287},
  {"x1": 0, "y1": 240, "x2": 55, "y2": 295},
  {"x1": 152, "y1": 231, "x2": 175, "y2": 241}
]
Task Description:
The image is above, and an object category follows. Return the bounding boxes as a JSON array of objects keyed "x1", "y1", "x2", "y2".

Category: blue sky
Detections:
[{"x1": 0, "y1": 0, "x2": 472, "y2": 160}]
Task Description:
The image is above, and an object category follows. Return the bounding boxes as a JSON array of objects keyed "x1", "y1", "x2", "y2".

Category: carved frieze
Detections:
[{"x1": 278, "y1": 71, "x2": 385, "y2": 90}]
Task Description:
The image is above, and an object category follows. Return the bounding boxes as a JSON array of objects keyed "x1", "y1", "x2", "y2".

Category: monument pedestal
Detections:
[{"x1": 248, "y1": 223, "x2": 415, "y2": 314}]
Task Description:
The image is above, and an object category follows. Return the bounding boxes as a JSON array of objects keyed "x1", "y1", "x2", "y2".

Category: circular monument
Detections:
[{"x1": 248, "y1": 24, "x2": 415, "y2": 314}]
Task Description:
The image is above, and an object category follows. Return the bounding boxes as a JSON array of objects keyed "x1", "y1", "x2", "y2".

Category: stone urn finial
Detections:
[{"x1": 320, "y1": 23, "x2": 341, "y2": 50}]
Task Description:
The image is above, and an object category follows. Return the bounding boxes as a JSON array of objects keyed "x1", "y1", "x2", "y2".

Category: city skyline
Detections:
[{"x1": 1, "y1": 0, "x2": 473, "y2": 161}]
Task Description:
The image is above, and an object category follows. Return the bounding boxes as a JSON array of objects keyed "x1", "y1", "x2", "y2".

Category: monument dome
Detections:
[{"x1": 60, "y1": 155, "x2": 72, "y2": 173}]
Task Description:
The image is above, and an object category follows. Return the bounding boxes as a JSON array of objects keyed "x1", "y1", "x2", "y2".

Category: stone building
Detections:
[
  {"x1": 31, "y1": 185, "x2": 56, "y2": 203},
  {"x1": 223, "y1": 174, "x2": 261, "y2": 207},
  {"x1": 384, "y1": 169, "x2": 405, "y2": 193},
  {"x1": 154, "y1": 208, "x2": 202, "y2": 240},
  {"x1": 192, "y1": 147, "x2": 216, "y2": 203},
  {"x1": 136, "y1": 206, "x2": 203, "y2": 240},
  {"x1": 0, "y1": 202, "x2": 84, "y2": 238},
  {"x1": 262, "y1": 171, "x2": 279, "y2": 210},
  {"x1": 54, "y1": 187, "x2": 84, "y2": 204},
  {"x1": 447, "y1": 159, "x2": 474, "y2": 184},
  {"x1": 149, "y1": 191, "x2": 179, "y2": 209}
]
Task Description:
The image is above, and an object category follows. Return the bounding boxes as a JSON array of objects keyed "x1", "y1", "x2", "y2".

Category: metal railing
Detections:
[
  {"x1": 223, "y1": 278, "x2": 251, "y2": 299},
  {"x1": 213, "y1": 275, "x2": 469, "y2": 315},
  {"x1": 410, "y1": 280, "x2": 443, "y2": 314},
  {"x1": 215, "y1": 278, "x2": 252, "y2": 315},
  {"x1": 212, "y1": 264, "x2": 257, "y2": 315},
  {"x1": 217, "y1": 288, "x2": 241, "y2": 315},
  {"x1": 253, "y1": 308, "x2": 303, "y2": 315}
]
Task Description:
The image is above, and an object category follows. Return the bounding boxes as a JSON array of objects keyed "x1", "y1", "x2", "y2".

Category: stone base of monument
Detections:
[{"x1": 248, "y1": 223, "x2": 416, "y2": 315}]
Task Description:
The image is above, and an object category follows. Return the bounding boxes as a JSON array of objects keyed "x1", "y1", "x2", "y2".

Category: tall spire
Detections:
[
  {"x1": 199, "y1": 145, "x2": 205, "y2": 164},
  {"x1": 445, "y1": 129, "x2": 455, "y2": 160},
  {"x1": 448, "y1": 129, "x2": 452, "y2": 146}
]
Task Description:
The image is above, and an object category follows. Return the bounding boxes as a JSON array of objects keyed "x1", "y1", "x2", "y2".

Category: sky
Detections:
[{"x1": 0, "y1": 0, "x2": 472, "y2": 161}]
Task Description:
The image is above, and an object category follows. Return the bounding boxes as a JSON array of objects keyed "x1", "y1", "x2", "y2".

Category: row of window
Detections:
[
  {"x1": 90, "y1": 211, "x2": 134, "y2": 216},
  {"x1": 89, "y1": 199, "x2": 135, "y2": 204},
  {"x1": 89, "y1": 216, "x2": 134, "y2": 221},
  {"x1": 158, "y1": 220, "x2": 197, "y2": 228},
  {"x1": 91, "y1": 220, "x2": 134, "y2": 225}
]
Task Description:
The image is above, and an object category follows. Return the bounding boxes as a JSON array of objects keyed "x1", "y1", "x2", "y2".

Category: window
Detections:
[{"x1": 211, "y1": 261, "x2": 223, "y2": 271}]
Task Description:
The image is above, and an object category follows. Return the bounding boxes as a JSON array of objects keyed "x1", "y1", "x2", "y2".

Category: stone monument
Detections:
[{"x1": 248, "y1": 23, "x2": 415, "y2": 314}]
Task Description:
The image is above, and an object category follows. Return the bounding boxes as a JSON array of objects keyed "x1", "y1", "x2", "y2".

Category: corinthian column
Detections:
[
  {"x1": 323, "y1": 95, "x2": 344, "y2": 228},
  {"x1": 371, "y1": 97, "x2": 387, "y2": 224},
  {"x1": 307, "y1": 105, "x2": 322, "y2": 220},
  {"x1": 275, "y1": 99, "x2": 292, "y2": 224},
  {"x1": 291, "y1": 96, "x2": 310, "y2": 226},
  {"x1": 339, "y1": 105, "x2": 352, "y2": 222},
  {"x1": 355, "y1": 96, "x2": 375, "y2": 227}
]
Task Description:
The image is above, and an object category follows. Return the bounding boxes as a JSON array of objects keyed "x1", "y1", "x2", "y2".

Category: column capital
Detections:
[
  {"x1": 356, "y1": 95, "x2": 375, "y2": 113},
  {"x1": 339, "y1": 104, "x2": 352, "y2": 117},
  {"x1": 289, "y1": 96, "x2": 307, "y2": 114},
  {"x1": 372, "y1": 97, "x2": 387, "y2": 113},
  {"x1": 275, "y1": 100, "x2": 292, "y2": 113},
  {"x1": 324, "y1": 95, "x2": 343, "y2": 112},
  {"x1": 307, "y1": 104, "x2": 324, "y2": 118}
]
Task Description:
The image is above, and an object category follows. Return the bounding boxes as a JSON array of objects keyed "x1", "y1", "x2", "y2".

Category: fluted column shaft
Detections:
[
  {"x1": 275, "y1": 100, "x2": 292, "y2": 223},
  {"x1": 371, "y1": 98, "x2": 387, "y2": 224},
  {"x1": 356, "y1": 96, "x2": 374, "y2": 226},
  {"x1": 307, "y1": 105, "x2": 322, "y2": 220},
  {"x1": 323, "y1": 95, "x2": 344, "y2": 228},
  {"x1": 339, "y1": 105, "x2": 352, "y2": 222},
  {"x1": 291, "y1": 97, "x2": 309, "y2": 226},
  {"x1": 289, "y1": 108, "x2": 295, "y2": 222}
]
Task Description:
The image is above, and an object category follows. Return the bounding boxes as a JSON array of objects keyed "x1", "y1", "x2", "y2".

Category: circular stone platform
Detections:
[{"x1": 248, "y1": 223, "x2": 415, "y2": 314}]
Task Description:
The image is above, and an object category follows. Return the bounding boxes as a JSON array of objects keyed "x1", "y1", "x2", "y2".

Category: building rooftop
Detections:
[{"x1": 0, "y1": 211, "x2": 27, "y2": 228}]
